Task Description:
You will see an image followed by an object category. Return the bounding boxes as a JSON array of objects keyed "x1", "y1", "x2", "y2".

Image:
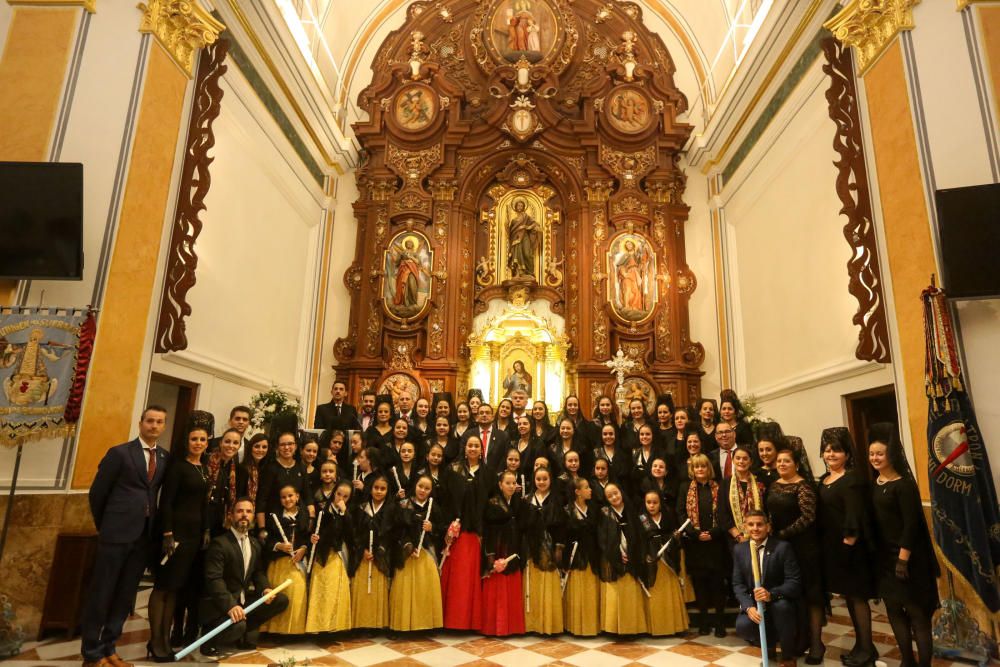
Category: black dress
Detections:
[
  {"x1": 676, "y1": 480, "x2": 729, "y2": 575},
  {"x1": 256, "y1": 458, "x2": 314, "y2": 517},
  {"x1": 156, "y1": 460, "x2": 209, "y2": 590},
  {"x1": 818, "y1": 470, "x2": 876, "y2": 598},
  {"x1": 871, "y1": 477, "x2": 940, "y2": 612},
  {"x1": 767, "y1": 479, "x2": 824, "y2": 605}
]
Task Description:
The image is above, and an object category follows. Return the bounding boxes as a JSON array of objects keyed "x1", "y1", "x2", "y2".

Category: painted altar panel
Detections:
[
  {"x1": 382, "y1": 231, "x2": 433, "y2": 321},
  {"x1": 607, "y1": 232, "x2": 657, "y2": 323},
  {"x1": 489, "y1": 0, "x2": 559, "y2": 63}
]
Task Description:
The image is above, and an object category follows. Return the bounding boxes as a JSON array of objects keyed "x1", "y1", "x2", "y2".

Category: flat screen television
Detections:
[
  {"x1": 936, "y1": 182, "x2": 1000, "y2": 299},
  {"x1": 0, "y1": 161, "x2": 83, "y2": 280}
]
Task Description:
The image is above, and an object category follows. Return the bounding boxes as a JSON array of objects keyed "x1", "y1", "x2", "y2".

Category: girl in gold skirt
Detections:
[
  {"x1": 596, "y1": 483, "x2": 648, "y2": 635},
  {"x1": 521, "y1": 467, "x2": 564, "y2": 635},
  {"x1": 261, "y1": 485, "x2": 309, "y2": 634},
  {"x1": 562, "y1": 478, "x2": 600, "y2": 636},
  {"x1": 350, "y1": 475, "x2": 394, "y2": 630},
  {"x1": 389, "y1": 475, "x2": 444, "y2": 631},
  {"x1": 305, "y1": 477, "x2": 353, "y2": 633},
  {"x1": 638, "y1": 490, "x2": 689, "y2": 635}
]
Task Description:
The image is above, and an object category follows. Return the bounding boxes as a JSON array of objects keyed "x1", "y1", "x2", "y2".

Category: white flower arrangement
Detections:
[{"x1": 249, "y1": 387, "x2": 301, "y2": 431}]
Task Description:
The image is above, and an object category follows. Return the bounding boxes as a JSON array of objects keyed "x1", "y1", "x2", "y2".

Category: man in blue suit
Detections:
[
  {"x1": 732, "y1": 510, "x2": 802, "y2": 667},
  {"x1": 81, "y1": 405, "x2": 170, "y2": 667}
]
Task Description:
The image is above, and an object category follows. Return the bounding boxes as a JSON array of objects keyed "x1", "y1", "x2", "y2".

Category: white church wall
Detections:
[
  {"x1": 152, "y1": 66, "x2": 326, "y2": 435},
  {"x1": 717, "y1": 59, "x2": 894, "y2": 472},
  {"x1": 316, "y1": 171, "x2": 360, "y2": 404},
  {"x1": 683, "y1": 168, "x2": 722, "y2": 402}
]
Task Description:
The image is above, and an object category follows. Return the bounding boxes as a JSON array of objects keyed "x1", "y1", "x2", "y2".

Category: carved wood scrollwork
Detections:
[
  {"x1": 154, "y1": 38, "x2": 228, "y2": 353},
  {"x1": 822, "y1": 37, "x2": 891, "y2": 364}
]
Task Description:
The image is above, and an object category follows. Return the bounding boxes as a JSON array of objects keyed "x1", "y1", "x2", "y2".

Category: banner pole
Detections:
[{"x1": 0, "y1": 444, "x2": 24, "y2": 566}]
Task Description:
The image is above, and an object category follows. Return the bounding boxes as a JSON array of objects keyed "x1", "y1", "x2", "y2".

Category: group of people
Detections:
[{"x1": 80, "y1": 383, "x2": 940, "y2": 667}]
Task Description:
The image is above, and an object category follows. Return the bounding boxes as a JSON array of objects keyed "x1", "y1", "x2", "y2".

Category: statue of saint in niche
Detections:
[
  {"x1": 502, "y1": 360, "x2": 532, "y2": 397},
  {"x1": 506, "y1": 197, "x2": 540, "y2": 278}
]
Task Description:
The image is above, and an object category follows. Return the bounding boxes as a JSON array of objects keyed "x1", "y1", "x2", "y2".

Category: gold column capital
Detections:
[
  {"x1": 7, "y1": 0, "x2": 96, "y2": 11},
  {"x1": 138, "y1": 0, "x2": 225, "y2": 78},
  {"x1": 824, "y1": 0, "x2": 920, "y2": 75},
  {"x1": 957, "y1": 0, "x2": 988, "y2": 9}
]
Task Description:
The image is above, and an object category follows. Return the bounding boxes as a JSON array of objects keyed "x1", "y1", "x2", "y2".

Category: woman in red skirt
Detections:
[
  {"x1": 440, "y1": 435, "x2": 489, "y2": 630},
  {"x1": 481, "y1": 470, "x2": 525, "y2": 636}
]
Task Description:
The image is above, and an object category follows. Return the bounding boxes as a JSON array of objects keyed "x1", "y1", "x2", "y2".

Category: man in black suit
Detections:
[
  {"x1": 356, "y1": 389, "x2": 377, "y2": 432},
  {"x1": 313, "y1": 381, "x2": 359, "y2": 431},
  {"x1": 472, "y1": 403, "x2": 509, "y2": 473},
  {"x1": 81, "y1": 405, "x2": 171, "y2": 667},
  {"x1": 394, "y1": 390, "x2": 415, "y2": 424},
  {"x1": 732, "y1": 510, "x2": 803, "y2": 667},
  {"x1": 199, "y1": 498, "x2": 288, "y2": 656},
  {"x1": 709, "y1": 422, "x2": 738, "y2": 480}
]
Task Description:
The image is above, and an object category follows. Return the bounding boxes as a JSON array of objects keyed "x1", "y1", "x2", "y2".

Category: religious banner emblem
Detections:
[
  {"x1": 490, "y1": 0, "x2": 558, "y2": 63},
  {"x1": 607, "y1": 233, "x2": 657, "y2": 322},
  {"x1": 393, "y1": 83, "x2": 438, "y2": 132},
  {"x1": 606, "y1": 86, "x2": 653, "y2": 134},
  {"x1": 382, "y1": 231, "x2": 433, "y2": 321},
  {"x1": 0, "y1": 307, "x2": 96, "y2": 447}
]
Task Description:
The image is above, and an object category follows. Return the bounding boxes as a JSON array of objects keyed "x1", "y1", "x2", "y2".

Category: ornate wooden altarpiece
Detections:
[{"x1": 333, "y1": 0, "x2": 705, "y2": 414}]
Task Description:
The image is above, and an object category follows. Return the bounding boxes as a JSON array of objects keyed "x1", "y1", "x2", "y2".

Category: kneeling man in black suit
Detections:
[
  {"x1": 199, "y1": 498, "x2": 288, "y2": 656},
  {"x1": 732, "y1": 510, "x2": 802, "y2": 667}
]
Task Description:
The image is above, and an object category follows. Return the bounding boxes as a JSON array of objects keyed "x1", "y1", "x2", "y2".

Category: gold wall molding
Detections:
[
  {"x1": 956, "y1": 0, "x2": 993, "y2": 10},
  {"x1": 7, "y1": 0, "x2": 95, "y2": 11},
  {"x1": 138, "y1": 0, "x2": 225, "y2": 78},
  {"x1": 824, "y1": 0, "x2": 920, "y2": 75}
]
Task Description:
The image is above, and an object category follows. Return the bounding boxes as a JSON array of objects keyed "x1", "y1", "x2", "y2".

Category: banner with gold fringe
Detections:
[
  {"x1": 0, "y1": 307, "x2": 95, "y2": 448},
  {"x1": 922, "y1": 285, "x2": 1000, "y2": 616}
]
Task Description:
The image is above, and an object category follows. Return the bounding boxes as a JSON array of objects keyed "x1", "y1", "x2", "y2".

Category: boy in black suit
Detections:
[
  {"x1": 82, "y1": 406, "x2": 171, "y2": 667},
  {"x1": 732, "y1": 510, "x2": 803, "y2": 667},
  {"x1": 199, "y1": 498, "x2": 289, "y2": 656}
]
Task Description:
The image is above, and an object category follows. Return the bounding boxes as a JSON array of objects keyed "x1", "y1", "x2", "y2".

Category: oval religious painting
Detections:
[
  {"x1": 382, "y1": 231, "x2": 434, "y2": 321},
  {"x1": 490, "y1": 0, "x2": 559, "y2": 64},
  {"x1": 378, "y1": 373, "x2": 421, "y2": 404},
  {"x1": 393, "y1": 83, "x2": 438, "y2": 132},
  {"x1": 607, "y1": 233, "x2": 657, "y2": 323},
  {"x1": 606, "y1": 86, "x2": 654, "y2": 134}
]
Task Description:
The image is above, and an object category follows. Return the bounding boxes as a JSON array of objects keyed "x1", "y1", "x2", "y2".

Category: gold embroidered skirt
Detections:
[
  {"x1": 645, "y1": 561, "x2": 689, "y2": 635},
  {"x1": 563, "y1": 568, "x2": 600, "y2": 636},
  {"x1": 261, "y1": 557, "x2": 307, "y2": 634},
  {"x1": 389, "y1": 550, "x2": 443, "y2": 631},
  {"x1": 523, "y1": 561, "x2": 563, "y2": 635},
  {"x1": 305, "y1": 553, "x2": 351, "y2": 633}
]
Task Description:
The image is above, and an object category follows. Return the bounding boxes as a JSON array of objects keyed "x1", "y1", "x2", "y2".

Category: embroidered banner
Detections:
[
  {"x1": 0, "y1": 307, "x2": 94, "y2": 447},
  {"x1": 922, "y1": 286, "x2": 1000, "y2": 615}
]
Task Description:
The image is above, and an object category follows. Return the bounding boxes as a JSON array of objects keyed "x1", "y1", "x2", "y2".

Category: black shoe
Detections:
[
  {"x1": 200, "y1": 645, "x2": 219, "y2": 658},
  {"x1": 805, "y1": 646, "x2": 826, "y2": 665},
  {"x1": 714, "y1": 626, "x2": 726, "y2": 638},
  {"x1": 844, "y1": 650, "x2": 877, "y2": 667},
  {"x1": 698, "y1": 626, "x2": 711, "y2": 636},
  {"x1": 236, "y1": 638, "x2": 257, "y2": 651}
]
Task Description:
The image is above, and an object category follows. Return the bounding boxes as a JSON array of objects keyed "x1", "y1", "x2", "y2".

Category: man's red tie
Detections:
[
  {"x1": 482, "y1": 430, "x2": 490, "y2": 459},
  {"x1": 723, "y1": 449, "x2": 732, "y2": 478},
  {"x1": 147, "y1": 447, "x2": 157, "y2": 481}
]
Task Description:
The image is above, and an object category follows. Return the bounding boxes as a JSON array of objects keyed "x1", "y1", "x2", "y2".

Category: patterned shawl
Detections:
[
  {"x1": 685, "y1": 479, "x2": 719, "y2": 530},
  {"x1": 728, "y1": 474, "x2": 762, "y2": 535}
]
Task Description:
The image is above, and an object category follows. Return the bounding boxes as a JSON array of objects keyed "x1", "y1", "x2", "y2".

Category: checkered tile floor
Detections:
[{"x1": 8, "y1": 589, "x2": 958, "y2": 666}]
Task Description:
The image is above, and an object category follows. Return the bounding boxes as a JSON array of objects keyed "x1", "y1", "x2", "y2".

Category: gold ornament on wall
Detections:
[
  {"x1": 138, "y1": 0, "x2": 225, "y2": 78},
  {"x1": 824, "y1": 0, "x2": 919, "y2": 75}
]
